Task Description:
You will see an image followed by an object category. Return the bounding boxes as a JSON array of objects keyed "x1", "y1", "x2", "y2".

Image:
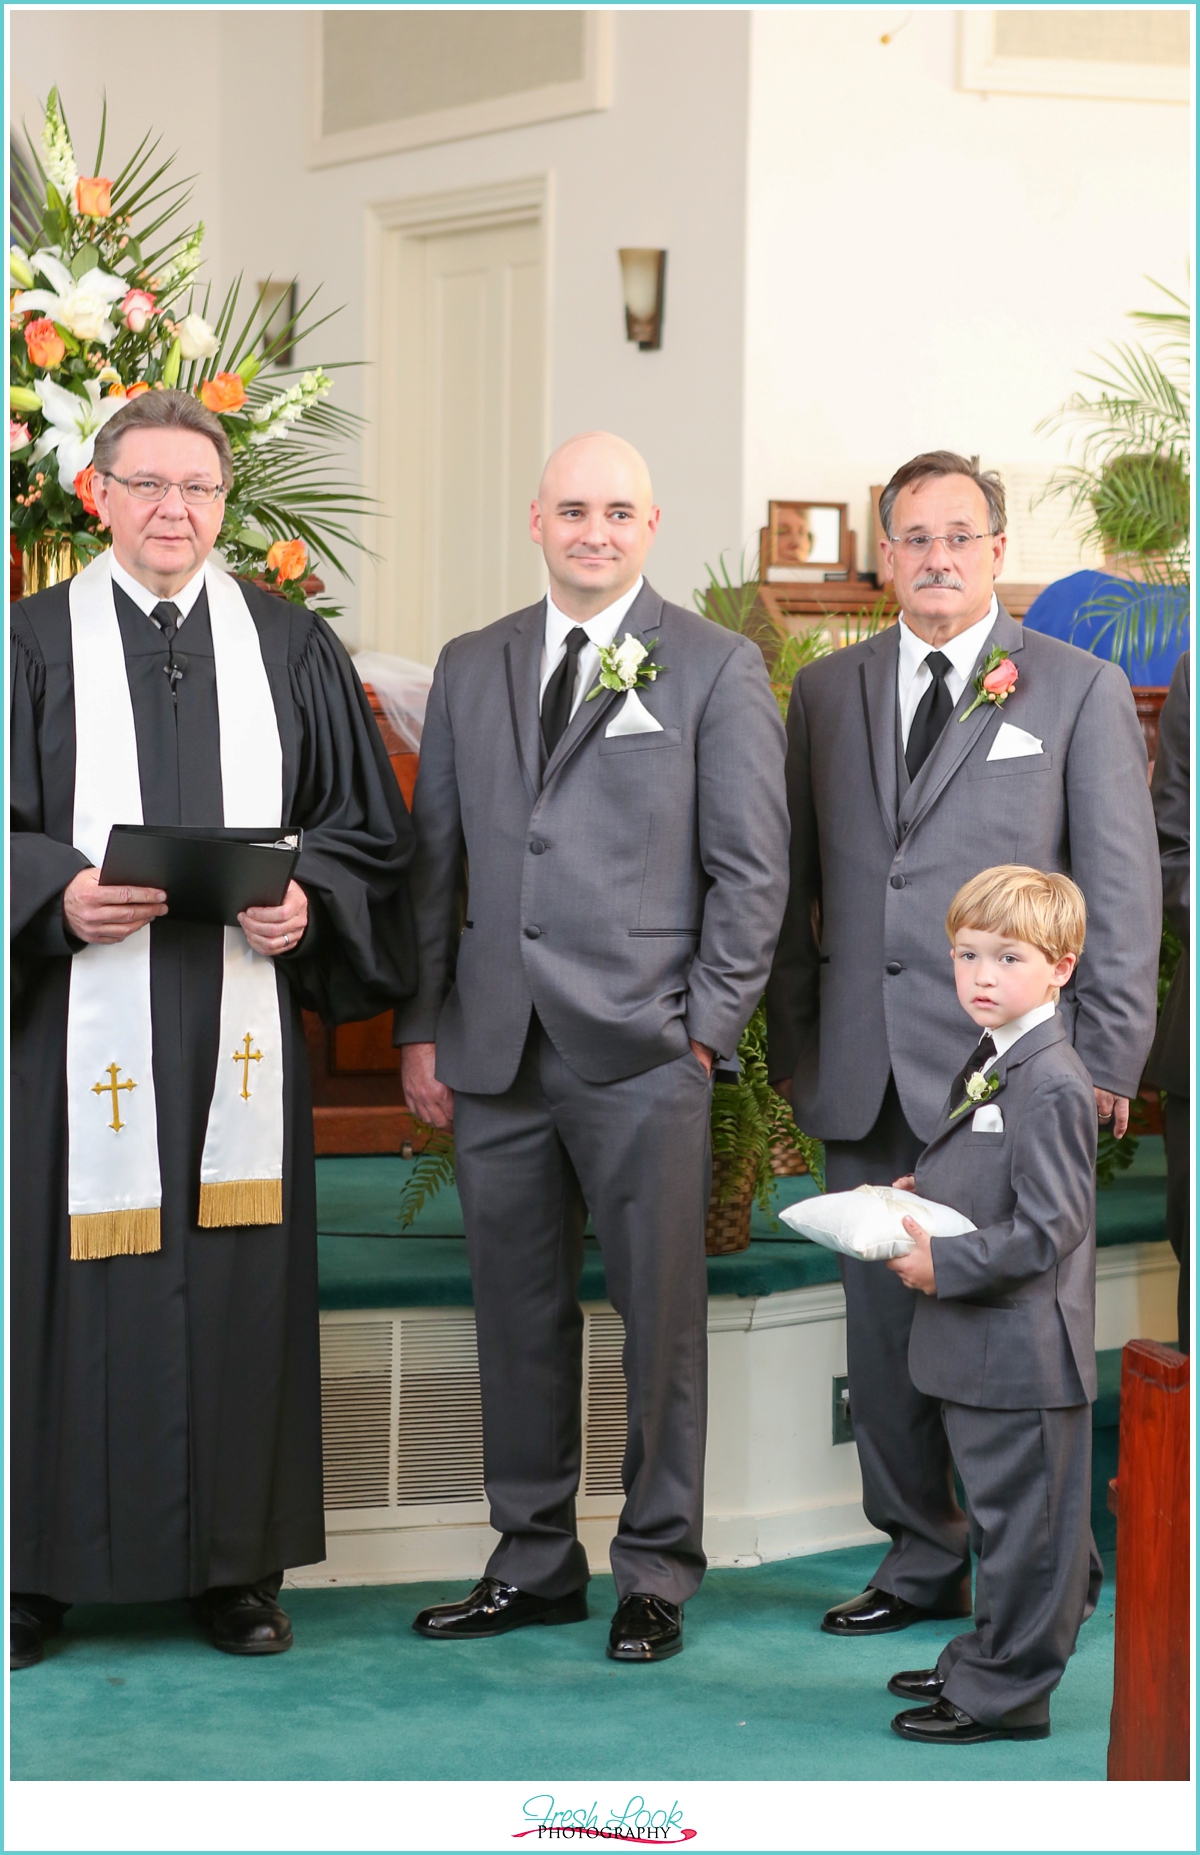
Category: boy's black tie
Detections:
[{"x1": 948, "y1": 1034, "x2": 998, "y2": 1110}]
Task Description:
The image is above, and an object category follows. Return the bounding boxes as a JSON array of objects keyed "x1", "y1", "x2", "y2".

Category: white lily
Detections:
[
  {"x1": 13, "y1": 248, "x2": 127, "y2": 344},
  {"x1": 29, "y1": 377, "x2": 124, "y2": 490}
]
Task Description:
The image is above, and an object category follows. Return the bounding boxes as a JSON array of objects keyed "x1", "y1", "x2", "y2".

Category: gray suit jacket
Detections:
[
  {"x1": 910, "y1": 1015, "x2": 1097, "y2": 1410},
  {"x1": 765, "y1": 606, "x2": 1161, "y2": 1142},
  {"x1": 1145, "y1": 651, "x2": 1189, "y2": 1097},
  {"x1": 394, "y1": 580, "x2": 789, "y2": 1091}
]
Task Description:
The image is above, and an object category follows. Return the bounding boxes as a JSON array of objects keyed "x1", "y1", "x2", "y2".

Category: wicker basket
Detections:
[
  {"x1": 705, "y1": 1156, "x2": 755, "y2": 1255},
  {"x1": 769, "y1": 1136, "x2": 809, "y2": 1178}
]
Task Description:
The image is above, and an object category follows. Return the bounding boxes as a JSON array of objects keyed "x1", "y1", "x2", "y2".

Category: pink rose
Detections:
[
  {"x1": 981, "y1": 658, "x2": 1018, "y2": 697},
  {"x1": 121, "y1": 288, "x2": 157, "y2": 333},
  {"x1": 9, "y1": 419, "x2": 31, "y2": 452}
]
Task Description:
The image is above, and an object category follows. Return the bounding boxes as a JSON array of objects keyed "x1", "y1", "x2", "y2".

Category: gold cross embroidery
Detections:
[
  {"x1": 93, "y1": 1063, "x2": 136, "y2": 1132},
  {"x1": 232, "y1": 1033, "x2": 264, "y2": 1100}
]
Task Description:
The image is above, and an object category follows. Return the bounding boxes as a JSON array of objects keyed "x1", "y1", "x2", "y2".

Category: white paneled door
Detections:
[{"x1": 372, "y1": 198, "x2": 547, "y2": 661}]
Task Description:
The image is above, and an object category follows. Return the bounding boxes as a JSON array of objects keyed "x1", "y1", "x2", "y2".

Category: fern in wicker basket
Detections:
[{"x1": 710, "y1": 1003, "x2": 824, "y2": 1212}]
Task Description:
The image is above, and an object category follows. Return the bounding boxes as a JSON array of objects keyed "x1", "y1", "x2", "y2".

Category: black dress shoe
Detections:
[
  {"x1": 195, "y1": 1584, "x2": 294, "y2": 1656},
  {"x1": 607, "y1": 1593, "x2": 684, "y2": 1662},
  {"x1": 891, "y1": 1699, "x2": 1050, "y2": 1744},
  {"x1": 413, "y1": 1577, "x2": 588, "y2": 1640},
  {"x1": 887, "y1": 1666, "x2": 945, "y2": 1701},
  {"x1": 10, "y1": 1594, "x2": 66, "y2": 1672},
  {"x1": 821, "y1": 1585, "x2": 970, "y2": 1637}
]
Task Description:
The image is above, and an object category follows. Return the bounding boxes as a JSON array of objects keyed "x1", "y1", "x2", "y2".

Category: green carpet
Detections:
[{"x1": 9, "y1": 1544, "x2": 1116, "y2": 1782}]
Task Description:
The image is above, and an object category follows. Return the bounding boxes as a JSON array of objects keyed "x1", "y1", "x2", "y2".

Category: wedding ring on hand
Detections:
[{"x1": 283, "y1": 933, "x2": 291, "y2": 948}]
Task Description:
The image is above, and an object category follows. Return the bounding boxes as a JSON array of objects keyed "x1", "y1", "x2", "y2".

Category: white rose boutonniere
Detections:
[
  {"x1": 949, "y1": 1070, "x2": 1000, "y2": 1120},
  {"x1": 586, "y1": 632, "x2": 664, "y2": 700}
]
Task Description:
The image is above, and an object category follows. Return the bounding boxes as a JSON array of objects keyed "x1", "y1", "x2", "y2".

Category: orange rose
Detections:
[
  {"x1": 75, "y1": 176, "x2": 113, "y2": 218},
  {"x1": 74, "y1": 465, "x2": 101, "y2": 518},
  {"x1": 125, "y1": 381, "x2": 151, "y2": 398},
  {"x1": 198, "y1": 372, "x2": 247, "y2": 414},
  {"x1": 981, "y1": 658, "x2": 1019, "y2": 697},
  {"x1": 266, "y1": 539, "x2": 308, "y2": 583},
  {"x1": 25, "y1": 316, "x2": 66, "y2": 369}
]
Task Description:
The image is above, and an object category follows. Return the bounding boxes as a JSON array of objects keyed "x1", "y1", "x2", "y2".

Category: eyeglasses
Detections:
[
  {"x1": 887, "y1": 531, "x2": 991, "y2": 556},
  {"x1": 105, "y1": 473, "x2": 226, "y2": 505}
]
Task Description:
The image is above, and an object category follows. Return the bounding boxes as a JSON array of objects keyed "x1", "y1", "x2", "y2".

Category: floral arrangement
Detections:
[{"x1": 10, "y1": 88, "x2": 370, "y2": 608}]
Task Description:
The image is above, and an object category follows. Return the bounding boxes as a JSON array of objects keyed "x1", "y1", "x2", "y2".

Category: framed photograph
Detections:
[
  {"x1": 257, "y1": 280, "x2": 297, "y2": 368},
  {"x1": 762, "y1": 501, "x2": 851, "y2": 581}
]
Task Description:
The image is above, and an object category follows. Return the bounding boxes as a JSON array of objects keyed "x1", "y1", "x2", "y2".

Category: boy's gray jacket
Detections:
[
  {"x1": 393, "y1": 580, "x2": 789, "y2": 1090},
  {"x1": 910, "y1": 1015, "x2": 1098, "y2": 1409},
  {"x1": 765, "y1": 606, "x2": 1161, "y2": 1141}
]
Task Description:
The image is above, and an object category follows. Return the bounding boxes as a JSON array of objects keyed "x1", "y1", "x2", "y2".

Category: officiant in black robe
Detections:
[{"x1": 10, "y1": 390, "x2": 415, "y2": 1666}]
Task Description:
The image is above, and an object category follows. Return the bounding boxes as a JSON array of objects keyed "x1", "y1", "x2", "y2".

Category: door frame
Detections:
[{"x1": 361, "y1": 176, "x2": 553, "y2": 654}]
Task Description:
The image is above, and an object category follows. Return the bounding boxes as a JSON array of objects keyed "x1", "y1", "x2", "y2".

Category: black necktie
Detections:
[
  {"x1": 905, "y1": 649, "x2": 953, "y2": 781},
  {"x1": 152, "y1": 600, "x2": 186, "y2": 702},
  {"x1": 541, "y1": 626, "x2": 589, "y2": 757},
  {"x1": 948, "y1": 1034, "x2": 997, "y2": 1110}
]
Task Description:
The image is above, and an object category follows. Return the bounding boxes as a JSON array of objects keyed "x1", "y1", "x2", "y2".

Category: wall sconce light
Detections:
[{"x1": 618, "y1": 248, "x2": 666, "y2": 351}]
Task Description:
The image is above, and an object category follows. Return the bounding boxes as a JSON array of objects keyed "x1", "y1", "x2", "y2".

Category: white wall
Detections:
[
  {"x1": 742, "y1": 7, "x2": 1193, "y2": 573},
  {"x1": 12, "y1": 9, "x2": 751, "y2": 646}
]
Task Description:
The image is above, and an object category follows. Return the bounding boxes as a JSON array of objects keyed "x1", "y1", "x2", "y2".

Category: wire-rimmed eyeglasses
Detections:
[
  {"x1": 887, "y1": 531, "x2": 992, "y2": 556},
  {"x1": 104, "y1": 472, "x2": 226, "y2": 505}
]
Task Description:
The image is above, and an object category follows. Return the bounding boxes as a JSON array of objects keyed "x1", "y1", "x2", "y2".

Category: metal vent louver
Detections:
[
  {"x1": 320, "y1": 1320, "x2": 393, "y2": 1510},
  {"x1": 396, "y1": 1315, "x2": 486, "y2": 1505},
  {"x1": 583, "y1": 1311, "x2": 627, "y2": 1497}
]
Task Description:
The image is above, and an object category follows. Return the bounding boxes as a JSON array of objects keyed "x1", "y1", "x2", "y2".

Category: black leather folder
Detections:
[{"x1": 99, "y1": 826, "x2": 302, "y2": 927}]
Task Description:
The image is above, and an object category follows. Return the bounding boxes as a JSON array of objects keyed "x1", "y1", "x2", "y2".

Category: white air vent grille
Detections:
[
  {"x1": 396, "y1": 1315, "x2": 486, "y2": 1506},
  {"x1": 320, "y1": 1320, "x2": 393, "y2": 1510},
  {"x1": 583, "y1": 1311, "x2": 627, "y2": 1497}
]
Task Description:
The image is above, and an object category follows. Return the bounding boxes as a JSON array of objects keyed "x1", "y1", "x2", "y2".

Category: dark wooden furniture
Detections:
[
  {"x1": 303, "y1": 684, "x2": 425, "y2": 1156},
  {"x1": 1107, "y1": 1339, "x2": 1190, "y2": 1781}
]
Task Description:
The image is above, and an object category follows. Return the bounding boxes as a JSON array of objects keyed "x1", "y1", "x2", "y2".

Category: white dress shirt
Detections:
[
  {"x1": 539, "y1": 577, "x2": 645, "y2": 723},
  {"x1": 979, "y1": 1000, "x2": 1057, "y2": 1073},
  {"x1": 896, "y1": 595, "x2": 998, "y2": 747},
  {"x1": 110, "y1": 554, "x2": 207, "y2": 627}
]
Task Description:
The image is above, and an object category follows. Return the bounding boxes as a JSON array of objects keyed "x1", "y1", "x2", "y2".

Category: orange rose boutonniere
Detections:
[
  {"x1": 961, "y1": 645, "x2": 1019, "y2": 721},
  {"x1": 75, "y1": 176, "x2": 113, "y2": 218},
  {"x1": 266, "y1": 538, "x2": 308, "y2": 584},
  {"x1": 198, "y1": 371, "x2": 247, "y2": 415},
  {"x1": 25, "y1": 316, "x2": 66, "y2": 369}
]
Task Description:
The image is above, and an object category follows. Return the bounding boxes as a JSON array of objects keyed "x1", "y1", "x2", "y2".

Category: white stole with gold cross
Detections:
[{"x1": 66, "y1": 549, "x2": 285, "y2": 1259}]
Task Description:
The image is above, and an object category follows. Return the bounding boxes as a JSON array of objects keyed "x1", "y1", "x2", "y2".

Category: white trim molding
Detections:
[
  {"x1": 307, "y1": 11, "x2": 613, "y2": 169},
  {"x1": 958, "y1": 8, "x2": 1191, "y2": 105}
]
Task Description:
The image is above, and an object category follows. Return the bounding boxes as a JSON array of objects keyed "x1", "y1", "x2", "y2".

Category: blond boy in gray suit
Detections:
[{"x1": 884, "y1": 866, "x2": 1102, "y2": 1745}]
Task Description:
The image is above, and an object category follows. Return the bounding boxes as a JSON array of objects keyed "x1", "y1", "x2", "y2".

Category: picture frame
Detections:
[{"x1": 761, "y1": 501, "x2": 852, "y2": 582}]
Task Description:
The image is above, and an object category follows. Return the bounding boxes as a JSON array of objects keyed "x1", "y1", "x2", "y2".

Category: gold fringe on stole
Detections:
[
  {"x1": 197, "y1": 1178, "x2": 284, "y2": 1228},
  {"x1": 71, "y1": 1207, "x2": 161, "y2": 1261}
]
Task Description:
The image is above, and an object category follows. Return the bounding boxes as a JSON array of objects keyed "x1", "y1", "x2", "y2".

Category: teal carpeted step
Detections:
[
  {"x1": 315, "y1": 1140, "x2": 1167, "y2": 1312},
  {"x1": 9, "y1": 1543, "x2": 1117, "y2": 1782}
]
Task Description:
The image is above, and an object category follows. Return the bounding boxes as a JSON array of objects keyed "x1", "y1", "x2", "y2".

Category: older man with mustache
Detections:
[{"x1": 766, "y1": 450, "x2": 1159, "y2": 1641}]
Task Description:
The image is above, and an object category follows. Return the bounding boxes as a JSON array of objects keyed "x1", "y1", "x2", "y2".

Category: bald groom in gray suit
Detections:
[
  {"x1": 399, "y1": 433, "x2": 788, "y2": 1662},
  {"x1": 766, "y1": 451, "x2": 1160, "y2": 1637}
]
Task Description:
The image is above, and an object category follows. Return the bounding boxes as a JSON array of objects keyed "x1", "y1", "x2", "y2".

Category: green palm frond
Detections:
[{"x1": 1035, "y1": 278, "x2": 1190, "y2": 662}]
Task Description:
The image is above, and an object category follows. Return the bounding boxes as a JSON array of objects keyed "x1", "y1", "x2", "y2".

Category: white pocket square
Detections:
[
  {"x1": 987, "y1": 721, "x2": 1044, "y2": 761},
  {"x1": 605, "y1": 689, "x2": 663, "y2": 737},
  {"x1": 972, "y1": 1104, "x2": 1004, "y2": 1132}
]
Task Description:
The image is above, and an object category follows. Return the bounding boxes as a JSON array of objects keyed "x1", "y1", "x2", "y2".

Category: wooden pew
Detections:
[{"x1": 1107, "y1": 1338, "x2": 1191, "y2": 1780}]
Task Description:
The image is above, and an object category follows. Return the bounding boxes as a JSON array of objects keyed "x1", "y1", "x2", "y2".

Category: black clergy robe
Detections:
[{"x1": 10, "y1": 574, "x2": 416, "y2": 1603}]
